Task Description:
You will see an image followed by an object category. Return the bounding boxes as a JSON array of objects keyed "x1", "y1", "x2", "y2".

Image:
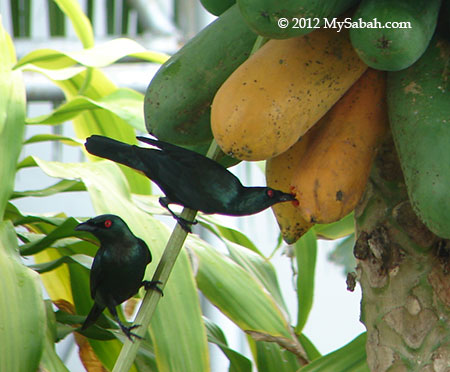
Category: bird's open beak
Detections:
[{"x1": 75, "y1": 221, "x2": 93, "y2": 232}]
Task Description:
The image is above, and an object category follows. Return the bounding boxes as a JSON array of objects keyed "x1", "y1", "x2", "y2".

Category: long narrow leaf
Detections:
[
  {"x1": 26, "y1": 88, "x2": 146, "y2": 132},
  {"x1": 0, "y1": 19, "x2": 26, "y2": 219},
  {"x1": 0, "y1": 222, "x2": 46, "y2": 372},
  {"x1": 299, "y1": 333, "x2": 369, "y2": 372},
  {"x1": 295, "y1": 230, "x2": 317, "y2": 333},
  {"x1": 15, "y1": 38, "x2": 168, "y2": 69},
  {"x1": 51, "y1": 0, "x2": 94, "y2": 48}
]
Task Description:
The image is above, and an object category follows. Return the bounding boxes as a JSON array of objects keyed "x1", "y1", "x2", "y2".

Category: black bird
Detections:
[
  {"x1": 75, "y1": 214, "x2": 162, "y2": 340},
  {"x1": 84, "y1": 135, "x2": 296, "y2": 232}
]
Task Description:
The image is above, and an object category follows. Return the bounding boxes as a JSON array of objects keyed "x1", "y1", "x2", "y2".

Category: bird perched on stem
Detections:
[
  {"x1": 84, "y1": 135, "x2": 296, "y2": 232},
  {"x1": 75, "y1": 214, "x2": 162, "y2": 341}
]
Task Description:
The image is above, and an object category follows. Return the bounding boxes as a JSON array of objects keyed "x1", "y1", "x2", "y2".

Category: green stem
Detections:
[{"x1": 112, "y1": 140, "x2": 220, "y2": 372}]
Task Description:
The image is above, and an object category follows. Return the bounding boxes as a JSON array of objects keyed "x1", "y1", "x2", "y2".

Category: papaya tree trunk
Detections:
[{"x1": 354, "y1": 137, "x2": 450, "y2": 371}]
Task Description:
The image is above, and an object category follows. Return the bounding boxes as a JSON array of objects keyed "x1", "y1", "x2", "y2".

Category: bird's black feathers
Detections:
[{"x1": 84, "y1": 135, "x2": 296, "y2": 232}]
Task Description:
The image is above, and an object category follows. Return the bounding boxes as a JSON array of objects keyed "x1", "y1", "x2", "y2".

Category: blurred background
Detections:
[{"x1": 1, "y1": 0, "x2": 365, "y2": 370}]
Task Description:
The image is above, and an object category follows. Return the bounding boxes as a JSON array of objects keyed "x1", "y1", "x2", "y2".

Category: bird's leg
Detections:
[
  {"x1": 142, "y1": 280, "x2": 164, "y2": 296},
  {"x1": 109, "y1": 305, "x2": 142, "y2": 341},
  {"x1": 159, "y1": 197, "x2": 197, "y2": 233}
]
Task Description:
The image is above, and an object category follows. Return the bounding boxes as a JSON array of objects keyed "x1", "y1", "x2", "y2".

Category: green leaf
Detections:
[
  {"x1": 29, "y1": 253, "x2": 93, "y2": 273},
  {"x1": 51, "y1": 0, "x2": 95, "y2": 48},
  {"x1": 298, "y1": 333, "x2": 321, "y2": 361},
  {"x1": 15, "y1": 38, "x2": 168, "y2": 69},
  {"x1": 204, "y1": 317, "x2": 252, "y2": 372},
  {"x1": 0, "y1": 221, "x2": 46, "y2": 372},
  {"x1": 11, "y1": 179, "x2": 86, "y2": 199},
  {"x1": 313, "y1": 212, "x2": 355, "y2": 240},
  {"x1": 34, "y1": 158, "x2": 210, "y2": 372},
  {"x1": 248, "y1": 337, "x2": 301, "y2": 372},
  {"x1": 0, "y1": 19, "x2": 26, "y2": 219},
  {"x1": 225, "y1": 241, "x2": 289, "y2": 315},
  {"x1": 299, "y1": 333, "x2": 369, "y2": 372},
  {"x1": 295, "y1": 230, "x2": 317, "y2": 333},
  {"x1": 54, "y1": 68, "x2": 151, "y2": 195},
  {"x1": 26, "y1": 88, "x2": 146, "y2": 132},
  {"x1": 191, "y1": 235, "x2": 291, "y2": 339},
  {"x1": 39, "y1": 301, "x2": 70, "y2": 372},
  {"x1": 199, "y1": 214, "x2": 261, "y2": 254},
  {"x1": 24, "y1": 134, "x2": 81, "y2": 146},
  {"x1": 19, "y1": 216, "x2": 82, "y2": 255}
]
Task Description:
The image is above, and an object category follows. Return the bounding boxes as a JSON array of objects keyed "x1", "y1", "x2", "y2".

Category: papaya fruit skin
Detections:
[
  {"x1": 387, "y1": 36, "x2": 450, "y2": 238},
  {"x1": 211, "y1": 28, "x2": 367, "y2": 161},
  {"x1": 200, "y1": 0, "x2": 235, "y2": 16},
  {"x1": 350, "y1": 0, "x2": 441, "y2": 71},
  {"x1": 144, "y1": 5, "x2": 257, "y2": 146},
  {"x1": 237, "y1": 0, "x2": 358, "y2": 39},
  {"x1": 266, "y1": 132, "x2": 316, "y2": 244},
  {"x1": 292, "y1": 68, "x2": 388, "y2": 224}
]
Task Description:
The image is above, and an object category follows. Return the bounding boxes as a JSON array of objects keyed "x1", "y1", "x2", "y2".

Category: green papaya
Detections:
[
  {"x1": 144, "y1": 5, "x2": 257, "y2": 146},
  {"x1": 184, "y1": 144, "x2": 240, "y2": 168},
  {"x1": 237, "y1": 0, "x2": 358, "y2": 39},
  {"x1": 350, "y1": 0, "x2": 441, "y2": 71},
  {"x1": 200, "y1": 0, "x2": 235, "y2": 16},
  {"x1": 387, "y1": 35, "x2": 450, "y2": 238}
]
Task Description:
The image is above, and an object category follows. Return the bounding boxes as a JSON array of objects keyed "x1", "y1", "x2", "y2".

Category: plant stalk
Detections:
[{"x1": 112, "y1": 140, "x2": 221, "y2": 372}]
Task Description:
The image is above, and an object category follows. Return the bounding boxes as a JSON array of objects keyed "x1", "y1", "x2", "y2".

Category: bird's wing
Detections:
[
  {"x1": 90, "y1": 250, "x2": 105, "y2": 299},
  {"x1": 137, "y1": 238, "x2": 152, "y2": 264}
]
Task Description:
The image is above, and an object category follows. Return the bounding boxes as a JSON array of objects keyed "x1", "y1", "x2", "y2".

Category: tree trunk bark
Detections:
[{"x1": 354, "y1": 137, "x2": 450, "y2": 372}]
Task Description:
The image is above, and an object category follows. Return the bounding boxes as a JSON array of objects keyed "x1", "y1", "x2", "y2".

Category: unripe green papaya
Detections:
[
  {"x1": 200, "y1": 0, "x2": 235, "y2": 16},
  {"x1": 387, "y1": 35, "x2": 450, "y2": 238},
  {"x1": 144, "y1": 5, "x2": 257, "y2": 145},
  {"x1": 350, "y1": 0, "x2": 441, "y2": 71},
  {"x1": 237, "y1": 0, "x2": 358, "y2": 39}
]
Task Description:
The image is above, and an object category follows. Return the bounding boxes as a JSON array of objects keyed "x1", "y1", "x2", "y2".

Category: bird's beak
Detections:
[
  {"x1": 75, "y1": 221, "x2": 93, "y2": 232},
  {"x1": 279, "y1": 193, "x2": 296, "y2": 202}
]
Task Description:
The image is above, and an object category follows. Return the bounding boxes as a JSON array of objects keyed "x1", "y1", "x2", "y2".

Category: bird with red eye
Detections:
[
  {"x1": 75, "y1": 214, "x2": 162, "y2": 341},
  {"x1": 84, "y1": 135, "x2": 296, "y2": 233}
]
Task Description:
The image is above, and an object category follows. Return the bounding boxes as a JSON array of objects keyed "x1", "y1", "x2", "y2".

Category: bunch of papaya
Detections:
[{"x1": 144, "y1": 0, "x2": 449, "y2": 243}]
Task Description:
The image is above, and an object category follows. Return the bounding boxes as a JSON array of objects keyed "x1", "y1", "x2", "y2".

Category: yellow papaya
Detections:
[
  {"x1": 265, "y1": 129, "x2": 317, "y2": 244},
  {"x1": 211, "y1": 28, "x2": 367, "y2": 161},
  {"x1": 291, "y1": 68, "x2": 388, "y2": 224}
]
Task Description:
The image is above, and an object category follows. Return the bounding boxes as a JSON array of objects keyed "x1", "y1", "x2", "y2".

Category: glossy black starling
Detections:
[
  {"x1": 75, "y1": 214, "x2": 161, "y2": 340},
  {"x1": 84, "y1": 135, "x2": 296, "y2": 232}
]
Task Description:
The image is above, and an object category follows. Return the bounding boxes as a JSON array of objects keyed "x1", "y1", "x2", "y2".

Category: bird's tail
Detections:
[
  {"x1": 85, "y1": 135, "x2": 147, "y2": 174},
  {"x1": 81, "y1": 303, "x2": 105, "y2": 331}
]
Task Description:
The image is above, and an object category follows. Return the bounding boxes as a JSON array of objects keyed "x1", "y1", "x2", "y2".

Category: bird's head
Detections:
[{"x1": 75, "y1": 214, "x2": 132, "y2": 244}]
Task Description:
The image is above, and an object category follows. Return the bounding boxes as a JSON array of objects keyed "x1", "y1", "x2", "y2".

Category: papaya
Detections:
[
  {"x1": 387, "y1": 35, "x2": 450, "y2": 238},
  {"x1": 291, "y1": 68, "x2": 388, "y2": 224},
  {"x1": 237, "y1": 0, "x2": 358, "y2": 39},
  {"x1": 200, "y1": 0, "x2": 235, "y2": 16},
  {"x1": 211, "y1": 28, "x2": 367, "y2": 161},
  {"x1": 144, "y1": 5, "x2": 257, "y2": 145},
  {"x1": 350, "y1": 0, "x2": 441, "y2": 71},
  {"x1": 266, "y1": 131, "x2": 317, "y2": 244}
]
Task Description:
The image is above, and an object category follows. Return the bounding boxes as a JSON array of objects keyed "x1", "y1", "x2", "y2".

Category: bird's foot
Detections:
[
  {"x1": 120, "y1": 323, "x2": 142, "y2": 342},
  {"x1": 175, "y1": 216, "x2": 197, "y2": 233},
  {"x1": 143, "y1": 280, "x2": 164, "y2": 296}
]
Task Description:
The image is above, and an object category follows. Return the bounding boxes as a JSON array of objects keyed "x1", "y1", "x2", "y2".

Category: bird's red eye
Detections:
[
  {"x1": 267, "y1": 189, "x2": 274, "y2": 198},
  {"x1": 104, "y1": 219, "x2": 112, "y2": 228}
]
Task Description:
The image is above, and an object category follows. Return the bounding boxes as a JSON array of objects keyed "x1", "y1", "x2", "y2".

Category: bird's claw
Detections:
[
  {"x1": 120, "y1": 324, "x2": 142, "y2": 341},
  {"x1": 143, "y1": 280, "x2": 164, "y2": 296},
  {"x1": 176, "y1": 216, "x2": 197, "y2": 233}
]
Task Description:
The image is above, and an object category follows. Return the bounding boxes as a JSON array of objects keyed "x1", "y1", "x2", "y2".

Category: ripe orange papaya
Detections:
[
  {"x1": 211, "y1": 28, "x2": 367, "y2": 161},
  {"x1": 291, "y1": 68, "x2": 388, "y2": 224},
  {"x1": 265, "y1": 130, "x2": 317, "y2": 244}
]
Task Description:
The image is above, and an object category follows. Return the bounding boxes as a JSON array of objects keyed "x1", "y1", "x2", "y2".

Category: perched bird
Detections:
[
  {"x1": 84, "y1": 135, "x2": 296, "y2": 232},
  {"x1": 75, "y1": 214, "x2": 162, "y2": 340}
]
